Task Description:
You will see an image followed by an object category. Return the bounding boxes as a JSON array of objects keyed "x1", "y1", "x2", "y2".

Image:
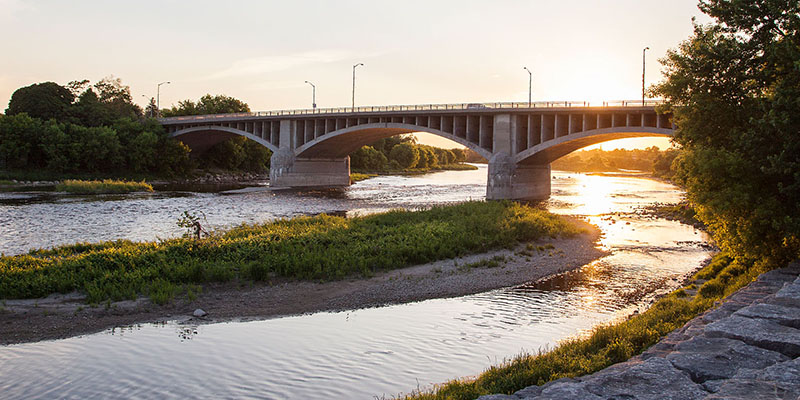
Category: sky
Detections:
[{"x1": 0, "y1": 0, "x2": 712, "y2": 150}]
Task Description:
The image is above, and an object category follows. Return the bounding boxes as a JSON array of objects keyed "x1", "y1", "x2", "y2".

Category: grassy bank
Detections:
[
  {"x1": 56, "y1": 179, "x2": 154, "y2": 194},
  {"x1": 400, "y1": 253, "x2": 772, "y2": 400},
  {"x1": 350, "y1": 173, "x2": 377, "y2": 183},
  {"x1": 0, "y1": 201, "x2": 581, "y2": 305}
]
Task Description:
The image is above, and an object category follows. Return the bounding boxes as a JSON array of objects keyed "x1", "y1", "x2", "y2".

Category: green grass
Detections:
[
  {"x1": 56, "y1": 179, "x2": 154, "y2": 194},
  {"x1": 0, "y1": 201, "x2": 581, "y2": 305},
  {"x1": 456, "y1": 255, "x2": 508, "y2": 272},
  {"x1": 350, "y1": 173, "x2": 378, "y2": 183},
  {"x1": 399, "y1": 252, "x2": 773, "y2": 400}
]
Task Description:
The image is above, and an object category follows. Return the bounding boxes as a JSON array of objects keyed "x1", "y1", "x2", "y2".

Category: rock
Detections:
[
  {"x1": 733, "y1": 302, "x2": 800, "y2": 328},
  {"x1": 707, "y1": 357, "x2": 800, "y2": 399},
  {"x1": 666, "y1": 336, "x2": 788, "y2": 382},
  {"x1": 704, "y1": 314, "x2": 800, "y2": 357},
  {"x1": 512, "y1": 377, "x2": 576, "y2": 398},
  {"x1": 581, "y1": 358, "x2": 706, "y2": 400},
  {"x1": 535, "y1": 381, "x2": 601, "y2": 400},
  {"x1": 701, "y1": 379, "x2": 726, "y2": 393},
  {"x1": 475, "y1": 395, "x2": 517, "y2": 400},
  {"x1": 193, "y1": 308, "x2": 207, "y2": 318},
  {"x1": 771, "y1": 279, "x2": 800, "y2": 308}
]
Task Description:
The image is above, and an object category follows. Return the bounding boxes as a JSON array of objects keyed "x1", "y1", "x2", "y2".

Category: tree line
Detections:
[
  {"x1": 653, "y1": 0, "x2": 800, "y2": 266},
  {"x1": 0, "y1": 79, "x2": 270, "y2": 176},
  {"x1": 550, "y1": 146, "x2": 679, "y2": 178},
  {"x1": 349, "y1": 135, "x2": 468, "y2": 171}
]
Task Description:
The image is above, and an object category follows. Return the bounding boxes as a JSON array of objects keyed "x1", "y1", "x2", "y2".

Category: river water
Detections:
[{"x1": 0, "y1": 166, "x2": 711, "y2": 399}]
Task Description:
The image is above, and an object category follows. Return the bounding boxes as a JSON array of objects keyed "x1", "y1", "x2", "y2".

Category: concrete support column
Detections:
[
  {"x1": 486, "y1": 152, "x2": 550, "y2": 201},
  {"x1": 493, "y1": 114, "x2": 512, "y2": 155},
  {"x1": 269, "y1": 119, "x2": 351, "y2": 188},
  {"x1": 487, "y1": 114, "x2": 550, "y2": 200}
]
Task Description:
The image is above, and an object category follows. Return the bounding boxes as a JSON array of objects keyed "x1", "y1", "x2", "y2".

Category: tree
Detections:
[
  {"x1": 93, "y1": 76, "x2": 142, "y2": 120},
  {"x1": 0, "y1": 114, "x2": 49, "y2": 168},
  {"x1": 350, "y1": 145, "x2": 388, "y2": 170},
  {"x1": 162, "y1": 94, "x2": 250, "y2": 117},
  {"x1": 145, "y1": 98, "x2": 158, "y2": 118},
  {"x1": 71, "y1": 89, "x2": 111, "y2": 127},
  {"x1": 5, "y1": 82, "x2": 74, "y2": 121},
  {"x1": 371, "y1": 134, "x2": 416, "y2": 158},
  {"x1": 389, "y1": 143, "x2": 420, "y2": 169},
  {"x1": 65, "y1": 80, "x2": 90, "y2": 98},
  {"x1": 653, "y1": 0, "x2": 800, "y2": 264}
]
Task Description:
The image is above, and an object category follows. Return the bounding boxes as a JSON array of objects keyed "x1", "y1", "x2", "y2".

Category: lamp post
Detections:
[
  {"x1": 352, "y1": 63, "x2": 363, "y2": 112},
  {"x1": 304, "y1": 80, "x2": 317, "y2": 110},
  {"x1": 157, "y1": 81, "x2": 170, "y2": 117},
  {"x1": 523, "y1": 66, "x2": 532, "y2": 107},
  {"x1": 642, "y1": 47, "x2": 649, "y2": 105}
]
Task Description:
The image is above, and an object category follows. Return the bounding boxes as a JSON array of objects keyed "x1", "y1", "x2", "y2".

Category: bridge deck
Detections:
[{"x1": 159, "y1": 100, "x2": 664, "y2": 123}]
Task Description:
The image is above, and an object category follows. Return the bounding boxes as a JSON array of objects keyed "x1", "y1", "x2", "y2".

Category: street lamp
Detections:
[
  {"x1": 304, "y1": 80, "x2": 317, "y2": 110},
  {"x1": 523, "y1": 66, "x2": 532, "y2": 107},
  {"x1": 642, "y1": 47, "x2": 649, "y2": 105},
  {"x1": 157, "y1": 81, "x2": 170, "y2": 117},
  {"x1": 352, "y1": 63, "x2": 364, "y2": 112}
]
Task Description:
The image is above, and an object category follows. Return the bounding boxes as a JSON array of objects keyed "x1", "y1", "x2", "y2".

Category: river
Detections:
[{"x1": 0, "y1": 166, "x2": 711, "y2": 399}]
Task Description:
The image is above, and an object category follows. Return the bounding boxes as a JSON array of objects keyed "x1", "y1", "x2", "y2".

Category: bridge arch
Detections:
[
  {"x1": 515, "y1": 126, "x2": 674, "y2": 165},
  {"x1": 294, "y1": 123, "x2": 493, "y2": 160},
  {"x1": 169, "y1": 125, "x2": 279, "y2": 155}
]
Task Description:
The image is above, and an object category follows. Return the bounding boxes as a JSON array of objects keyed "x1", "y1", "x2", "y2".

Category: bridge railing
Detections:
[{"x1": 159, "y1": 99, "x2": 665, "y2": 122}]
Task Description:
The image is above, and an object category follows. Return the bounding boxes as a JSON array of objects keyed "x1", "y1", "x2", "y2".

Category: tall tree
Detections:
[
  {"x1": 653, "y1": 0, "x2": 800, "y2": 264},
  {"x1": 5, "y1": 82, "x2": 74, "y2": 121},
  {"x1": 161, "y1": 94, "x2": 250, "y2": 117},
  {"x1": 93, "y1": 76, "x2": 142, "y2": 120}
]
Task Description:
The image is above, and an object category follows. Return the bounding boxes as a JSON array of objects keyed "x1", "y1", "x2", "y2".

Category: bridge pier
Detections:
[
  {"x1": 269, "y1": 120, "x2": 351, "y2": 189},
  {"x1": 486, "y1": 152, "x2": 550, "y2": 201},
  {"x1": 270, "y1": 155, "x2": 351, "y2": 188},
  {"x1": 487, "y1": 114, "x2": 551, "y2": 201}
]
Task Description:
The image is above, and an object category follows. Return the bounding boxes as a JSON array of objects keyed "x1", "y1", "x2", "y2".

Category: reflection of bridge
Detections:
[{"x1": 159, "y1": 101, "x2": 673, "y2": 200}]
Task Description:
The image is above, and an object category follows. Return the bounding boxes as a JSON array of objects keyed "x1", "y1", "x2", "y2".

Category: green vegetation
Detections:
[
  {"x1": 653, "y1": 0, "x2": 800, "y2": 266},
  {"x1": 0, "y1": 201, "x2": 580, "y2": 304},
  {"x1": 401, "y1": 252, "x2": 768, "y2": 400},
  {"x1": 350, "y1": 134, "x2": 475, "y2": 173},
  {"x1": 350, "y1": 173, "x2": 377, "y2": 183},
  {"x1": 551, "y1": 147, "x2": 679, "y2": 177},
  {"x1": 0, "y1": 113, "x2": 193, "y2": 177},
  {"x1": 160, "y1": 94, "x2": 250, "y2": 117},
  {"x1": 1, "y1": 79, "x2": 270, "y2": 179},
  {"x1": 56, "y1": 179, "x2": 153, "y2": 194},
  {"x1": 456, "y1": 255, "x2": 508, "y2": 272}
]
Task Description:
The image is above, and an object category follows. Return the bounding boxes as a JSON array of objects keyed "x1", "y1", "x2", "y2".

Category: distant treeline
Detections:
[
  {"x1": 1, "y1": 79, "x2": 476, "y2": 179},
  {"x1": 0, "y1": 79, "x2": 270, "y2": 177},
  {"x1": 551, "y1": 147, "x2": 679, "y2": 178},
  {"x1": 350, "y1": 135, "x2": 470, "y2": 172}
]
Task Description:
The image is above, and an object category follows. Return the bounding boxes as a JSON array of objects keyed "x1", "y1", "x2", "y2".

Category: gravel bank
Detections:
[{"x1": 0, "y1": 220, "x2": 603, "y2": 345}]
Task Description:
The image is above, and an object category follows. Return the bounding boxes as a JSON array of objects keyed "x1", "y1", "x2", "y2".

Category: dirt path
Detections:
[{"x1": 0, "y1": 221, "x2": 604, "y2": 345}]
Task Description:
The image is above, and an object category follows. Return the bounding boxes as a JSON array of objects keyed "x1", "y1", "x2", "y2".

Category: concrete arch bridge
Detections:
[{"x1": 159, "y1": 101, "x2": 673, "y2": 200}]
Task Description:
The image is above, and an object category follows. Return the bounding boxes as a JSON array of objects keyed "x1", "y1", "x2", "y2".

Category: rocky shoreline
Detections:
[{"x1": 478, "y1": 261, "x2": 800, "y2": 400}]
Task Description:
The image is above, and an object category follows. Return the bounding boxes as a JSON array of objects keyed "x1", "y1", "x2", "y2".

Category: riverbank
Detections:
[
  {"x1": 401, "y1": 249, "x2": 793, "y2": 399},
  {"x1": 475, "y1": 260, "x2": 800, "y2": 399},
  {"x1": 0, "y1": 218, "x2": 602, "y2": 345}
]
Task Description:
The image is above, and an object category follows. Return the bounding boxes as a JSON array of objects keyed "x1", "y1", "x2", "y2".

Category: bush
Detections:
[{"x1": 389, "y1": 143, "x2": 420, "y2": 169}]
